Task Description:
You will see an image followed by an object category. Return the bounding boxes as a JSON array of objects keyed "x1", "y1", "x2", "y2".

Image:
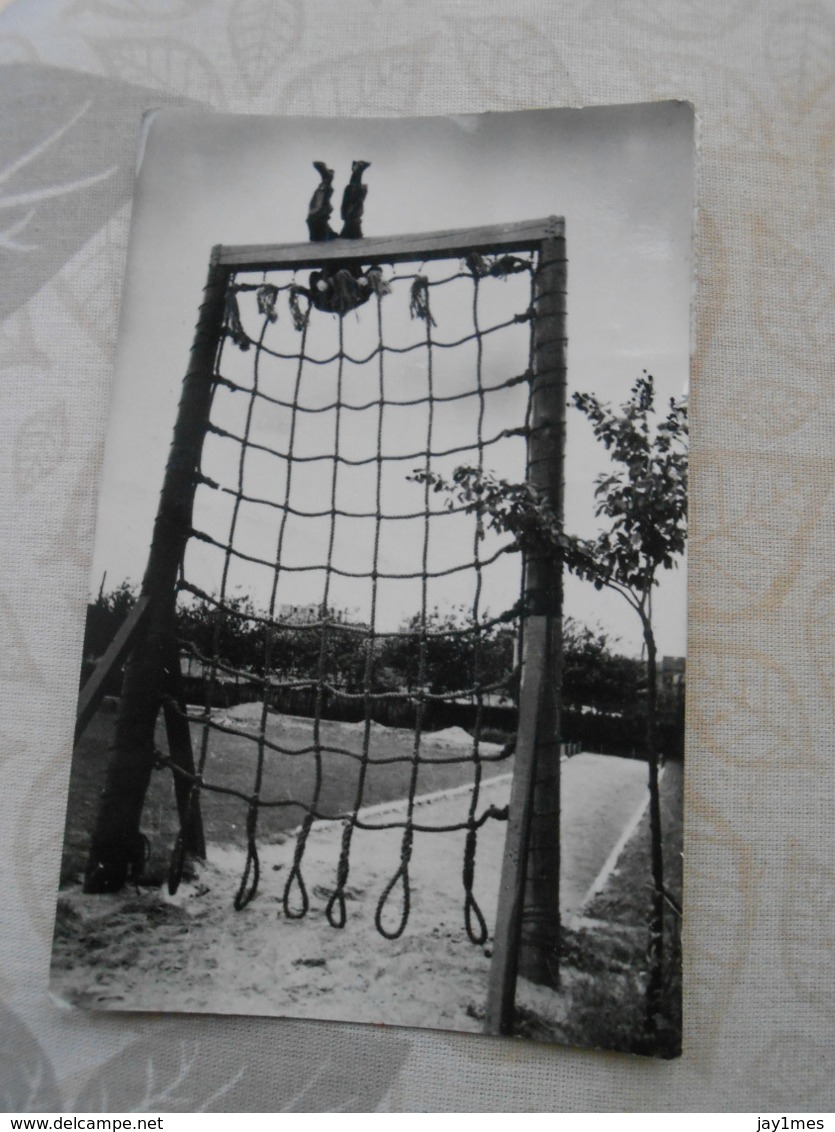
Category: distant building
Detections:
[
  {"x1": 659, "y1": 655, "x2": 685, "y2": 693},
  {"x1": 277, "y1": 603, "x2": 320, "y2": 625}
]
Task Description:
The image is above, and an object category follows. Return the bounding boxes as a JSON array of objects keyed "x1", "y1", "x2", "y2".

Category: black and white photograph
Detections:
[{"x1": 50, "y1": 101, "x2": 694, "y2": 1059}]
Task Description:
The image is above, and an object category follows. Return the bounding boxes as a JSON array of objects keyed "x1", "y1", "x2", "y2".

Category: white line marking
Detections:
[
  {"x1": 569, "y1": 764, "x2": 666, "y2": 924},
  {"x1": 308, "y1": 772, "x2": 514, "y2": 832}
]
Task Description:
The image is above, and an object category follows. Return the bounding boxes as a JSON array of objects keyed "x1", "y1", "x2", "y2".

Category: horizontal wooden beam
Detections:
[{"x1": 215, "y1": 216, "x2": 564, "y2": 273}]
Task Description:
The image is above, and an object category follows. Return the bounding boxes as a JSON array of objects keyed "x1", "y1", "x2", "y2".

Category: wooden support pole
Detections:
[
  {"x1": 485, "y1": 223, "x2": 566, "y2": 1033},
  {"x1": 75, "y1": 596, "x2": 151, "y2": 745},
  {"x1": 84, "y1": 248, "x2": 228, "y2": 893},
  {"x1": 518, "y1": 229, "x2": 567, "y2": 986}
]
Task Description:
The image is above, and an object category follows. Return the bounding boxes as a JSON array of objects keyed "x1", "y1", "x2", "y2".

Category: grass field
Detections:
[{"x1": 60, "y1": 704, "x2": 511, "y2": 886}]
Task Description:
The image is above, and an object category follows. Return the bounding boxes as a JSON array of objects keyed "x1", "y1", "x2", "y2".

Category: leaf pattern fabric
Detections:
[{"x1": 1, "y1": 0, "x2": 834, "y2": 1112}]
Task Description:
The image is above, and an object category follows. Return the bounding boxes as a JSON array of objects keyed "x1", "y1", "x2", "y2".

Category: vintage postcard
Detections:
[{"x1": 52, "y1": 102, "x2": 694, "y2": 1058}]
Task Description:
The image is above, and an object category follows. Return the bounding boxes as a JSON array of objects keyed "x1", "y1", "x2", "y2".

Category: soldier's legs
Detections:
[
  {"x1": 307, "y1": 161, "x2": 336, "y2": 242},
  {"x1": 340, "y1": 160, "x2": 370, "y2": 239}
]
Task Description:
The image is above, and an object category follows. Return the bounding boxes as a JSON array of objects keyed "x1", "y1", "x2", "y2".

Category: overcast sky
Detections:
[{"x1": 91, "y1": 101, "x2": 694, "y2": 657}]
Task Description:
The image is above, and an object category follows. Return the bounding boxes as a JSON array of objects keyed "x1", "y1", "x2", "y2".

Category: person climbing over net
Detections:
[
  {"x1": 291, "y1": 160, "x2": 390, "y2": 321},
  {"x1": 306, "y1": 158, "x2": 368, "y2": 241}
]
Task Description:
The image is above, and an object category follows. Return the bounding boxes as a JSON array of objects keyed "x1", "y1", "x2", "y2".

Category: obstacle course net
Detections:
[{"x1": 164, "y1": 249, "x2": 541, "y2": 943}]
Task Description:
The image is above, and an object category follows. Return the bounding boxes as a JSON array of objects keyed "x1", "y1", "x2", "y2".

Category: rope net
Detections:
[{"x1": 164, "y1": 249, "x2": 539, "y2": 943}]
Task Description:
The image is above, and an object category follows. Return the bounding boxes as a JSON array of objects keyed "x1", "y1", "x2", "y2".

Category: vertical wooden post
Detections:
[
  {"x1": 518, "y1": 227, "x2": 567, "y2": 985},
  {"x1": 84, "y1": 248, "x2": 228, "y2": 893},
  {"x1": 485, "y1": 222, "x2": 566, "y2": 1033},
  {"x1": 484, "y1": 616, "x2": 551, "y2": 1034}
]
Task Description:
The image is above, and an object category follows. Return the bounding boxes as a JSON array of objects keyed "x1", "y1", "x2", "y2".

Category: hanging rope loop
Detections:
[
  {"x1": 325, "y1": 820, "x2": 353, "y2": 928},
  {"x1": 375, "y1": 826, "x2": 414, "y2": 940}
]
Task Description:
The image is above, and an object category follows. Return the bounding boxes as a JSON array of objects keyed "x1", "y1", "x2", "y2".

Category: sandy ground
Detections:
[{"x1": 52, "y1": 750, "x2": 649, "y2": 1035}]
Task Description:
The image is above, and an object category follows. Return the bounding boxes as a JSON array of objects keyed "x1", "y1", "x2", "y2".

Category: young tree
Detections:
[
  {"x1": 570, "y1": 375, "x2": 686, "y2": 1035},
  {"x1": 418, "y1": 372, "x2": 687, "y2": 1034}
]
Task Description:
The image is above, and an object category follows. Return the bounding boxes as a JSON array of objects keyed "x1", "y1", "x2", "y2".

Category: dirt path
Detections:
[
  {"x1": 52, "y1": 753, "x2": 650, "y2": 1035},
  {"x1": 559, "y1": 753, "x2": 648, "y2": 912}
]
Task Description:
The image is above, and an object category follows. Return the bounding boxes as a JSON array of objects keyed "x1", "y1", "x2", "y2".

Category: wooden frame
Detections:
[{"x1": 84, "y1": 217, "x2": 566, "y2": 1035}]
